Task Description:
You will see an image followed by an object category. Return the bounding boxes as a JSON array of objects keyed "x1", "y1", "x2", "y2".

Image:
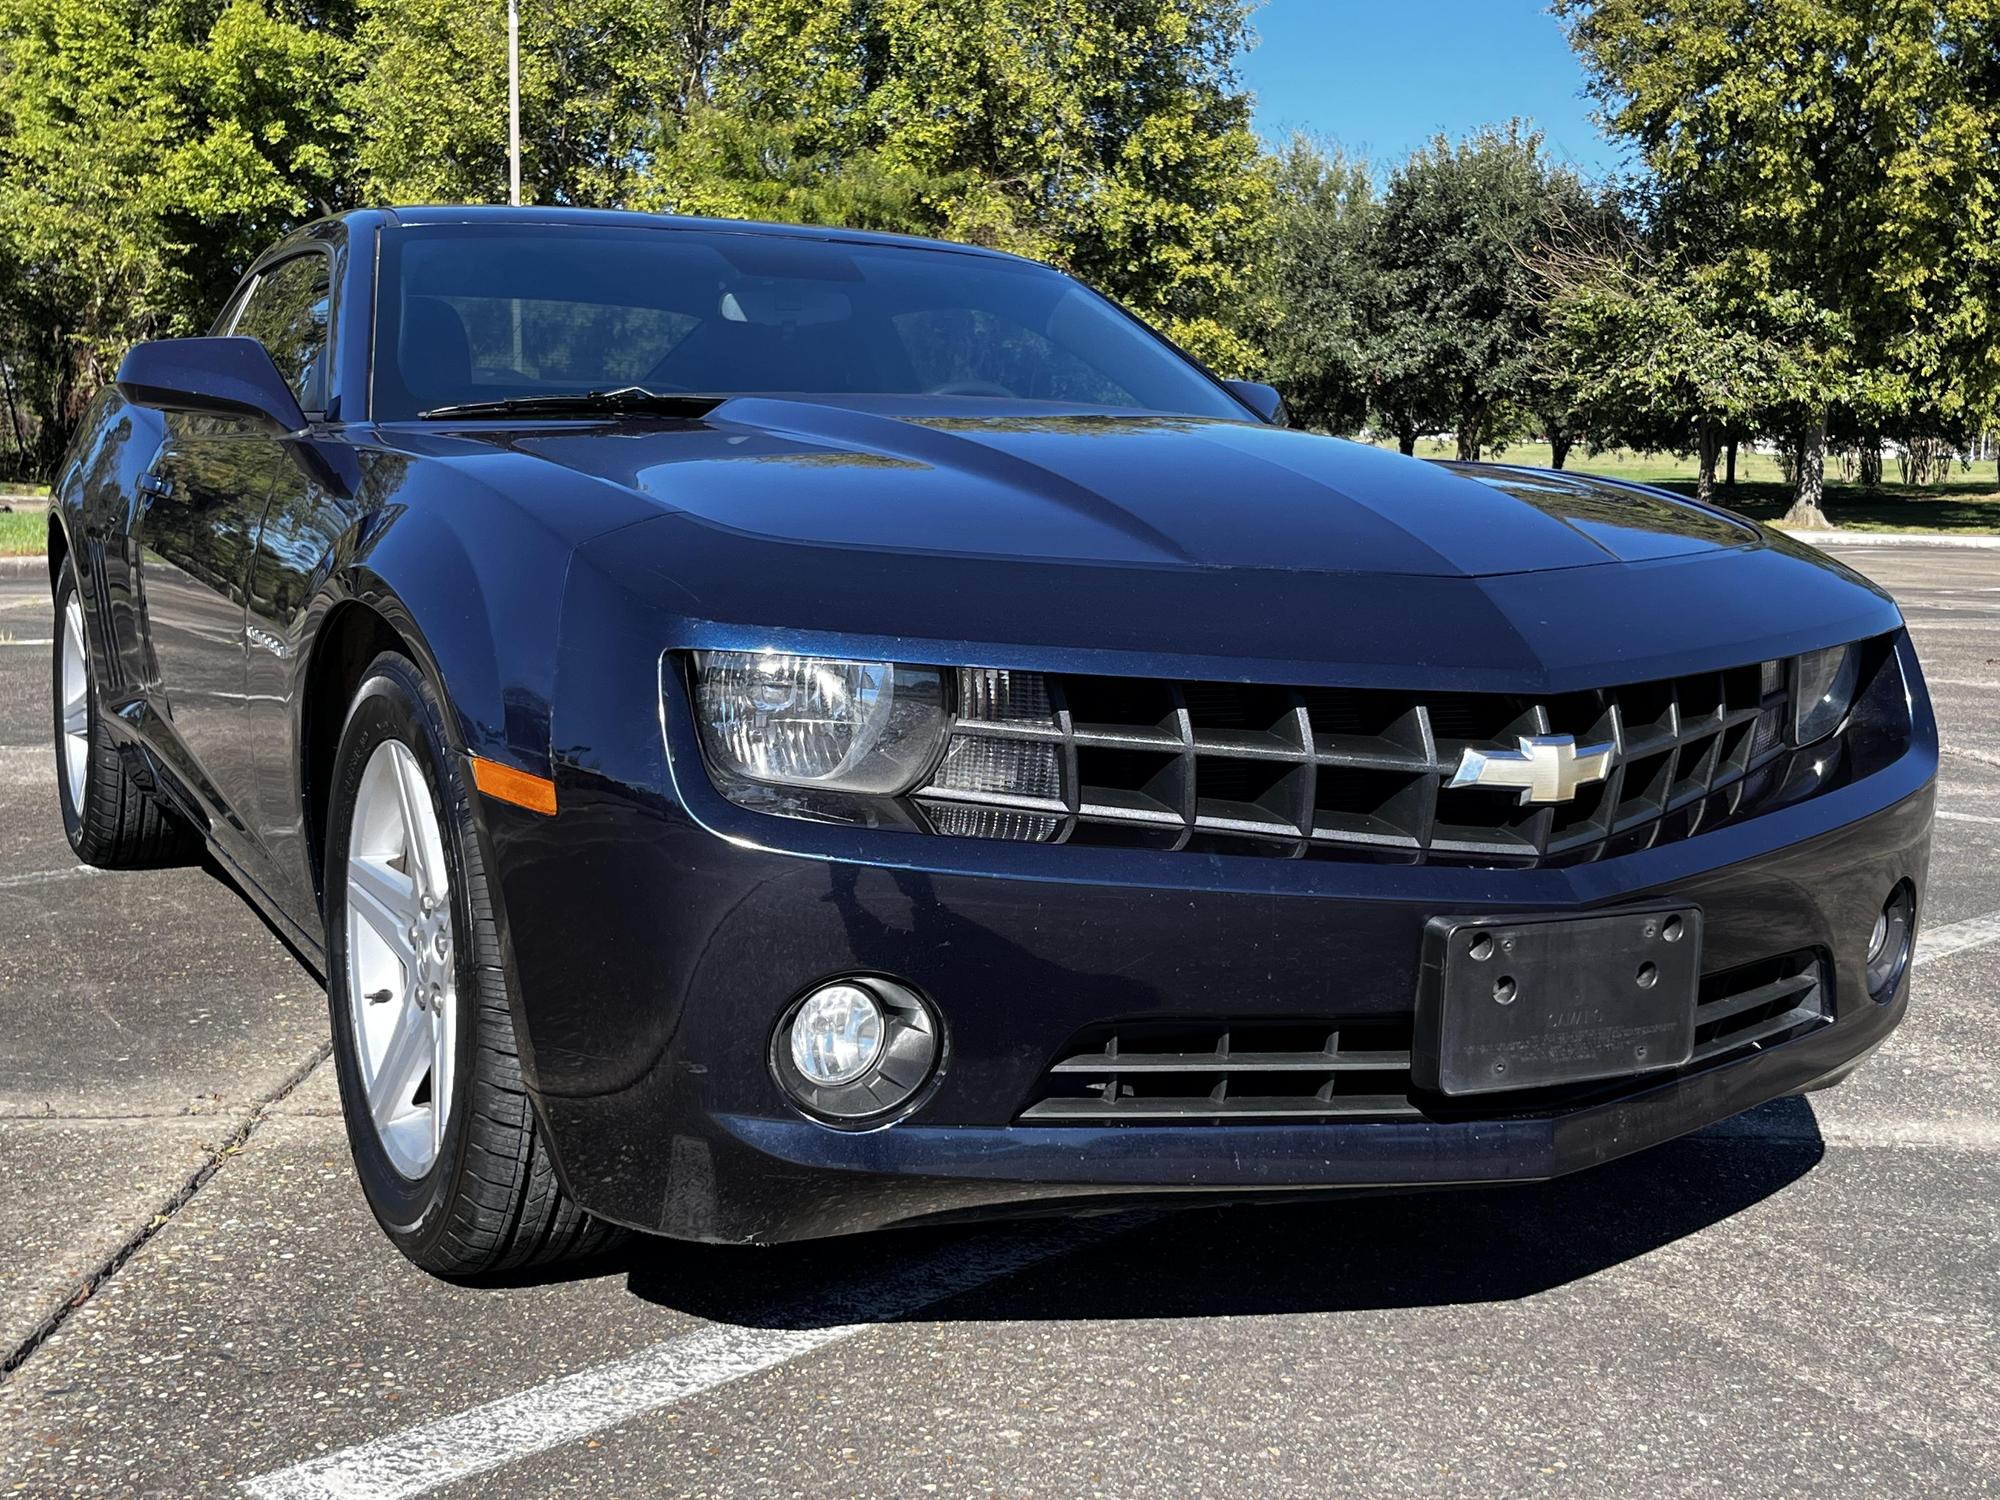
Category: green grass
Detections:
[
  {"x1": 1381, "y1": 438, "x2": 2000, "y2": 534},
  {"x1": 0, "y1": 507, "x2": 47, "y2": 556}
]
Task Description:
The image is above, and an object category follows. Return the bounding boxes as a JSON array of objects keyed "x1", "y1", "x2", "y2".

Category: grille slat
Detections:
[
  {"x1": 1020, "y1": 1095, "x2": 1417, "y2": 1122},
  {"x1": 1021, "y1": 950, "x2": 1831, "y2": 1124},
  {"x1": 920, "y1": 660, "x2": 1794, "y2": 866}
]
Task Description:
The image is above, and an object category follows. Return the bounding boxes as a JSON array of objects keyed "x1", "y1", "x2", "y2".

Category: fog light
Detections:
[
  {"x1": 789, "y1": 984, "x2": 884, "y2": 1086},
  {"x1": 774, "y1": 978, "x2": 940, "y2": 1122},
  {"x1": 1867, "y1": 883, "x2": 1916, "y2": 1000}
]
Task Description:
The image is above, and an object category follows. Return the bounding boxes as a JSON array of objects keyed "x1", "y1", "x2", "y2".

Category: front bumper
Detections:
[{"x1": 485, "y1": 720, "x2": 1934, "y2": 1243}]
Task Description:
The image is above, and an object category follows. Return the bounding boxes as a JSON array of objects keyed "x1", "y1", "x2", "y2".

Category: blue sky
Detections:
[{"x1": 1240, "y1": 1, "x2": 1631, "y2": 180}]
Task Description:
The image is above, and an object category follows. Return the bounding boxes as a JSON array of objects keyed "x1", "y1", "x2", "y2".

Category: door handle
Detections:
[{"x1": 137, "y1": 472, "x2": 175, "y2": 500}]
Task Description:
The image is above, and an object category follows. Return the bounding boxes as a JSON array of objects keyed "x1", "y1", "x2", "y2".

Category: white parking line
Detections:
[
  {"x1": 0, "y1": 864, "x2": 104, "y2": 892},
  {"x1": 1914, "y1": 909, "x2": 2000, "y2": 967},
  {"x1": 238, "y1": 1213, "x2": 1153, "y2": 1500},
  {"x1": 1944, "y1": 744, "x2": 2000, "y2": 772},
  {"x1": 1938, "y1": 810, "x2": 2000, "y2": 826}
]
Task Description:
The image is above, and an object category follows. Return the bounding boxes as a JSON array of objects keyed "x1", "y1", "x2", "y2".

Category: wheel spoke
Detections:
[
  {"x1": 63, "y1": 693, "x2": 87, "y2": 736},
  {"x1": 347, "y1": 854, "x2": 421, "y2": 971},
  {"x1": 370, "y1": 1003, "x2": 434, "y2": 1130},
  {"x1": 391, "y1": 749, "x2": 438, "y2": 898}
]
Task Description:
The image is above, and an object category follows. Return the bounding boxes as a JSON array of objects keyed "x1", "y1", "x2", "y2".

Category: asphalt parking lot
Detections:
[{"x1": 0, "y1": 544, "x2": 1997, "y2": 1498}]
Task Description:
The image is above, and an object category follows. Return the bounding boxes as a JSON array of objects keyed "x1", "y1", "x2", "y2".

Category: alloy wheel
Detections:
[
  {"x1": 59, "y1": 595, "x2": 89, "y2": 813},
  {"x1": 344, "y1": 739, "x2": 457, "y2": 1179}
]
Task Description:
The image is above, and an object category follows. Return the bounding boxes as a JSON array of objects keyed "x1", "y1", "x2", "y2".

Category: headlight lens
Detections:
[
  {"x1": 1793, "y1": 644, "x2": 1860, "y2": 744},
  {"x1": 692, "y1": 651, "x2": 946, "y2": 794}
]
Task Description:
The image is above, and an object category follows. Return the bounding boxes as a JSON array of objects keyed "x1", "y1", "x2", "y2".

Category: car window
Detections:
[
  {"x1": 894, "y1": 309, "x2": 1130, "y2": 404},
  {"x1": 235, "y1": 254, "x2": 333, "y2": 412},
  {"x1": 434, "y1": 299, "x2": 698, "y2": 387},
  {"x1": 373, "y1": 224, "x2": 1246, "y2": 421}
]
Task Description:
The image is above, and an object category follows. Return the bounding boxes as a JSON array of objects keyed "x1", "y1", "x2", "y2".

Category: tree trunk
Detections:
[
  {"x1": 1548, "y1": 429, "x2": 1572, "y2": 470},
  {"x1": 1724, "y1": 437, "x2": 1737, "y2": 488},
  {"x1": 1858, "y1": 438, "x2": 1882, "y2": 488},
  {"x1": 1397, "y1": 423, "x2": 1417, "y2": 457},
  {"x1": 1695, "y1": 418, "x2": 1720, "y2": 503},
  {"x1": 1456, "y1": 427, "x2": 1479, "y2": 463},
  {"x1": 1782, "y1": 410, "x2": 1834, "y2": 529}
]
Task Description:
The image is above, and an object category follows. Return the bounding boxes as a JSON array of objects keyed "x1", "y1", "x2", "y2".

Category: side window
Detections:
[
  {"x1": 233, "y1": 254, "x2": 334, "y2": 413},
  {"x1": 210, "y1": 278, "x2": 256, "y2": 337}
]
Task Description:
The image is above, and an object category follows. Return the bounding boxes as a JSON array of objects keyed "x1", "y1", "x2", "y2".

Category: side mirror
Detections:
[
  {"x1": 115, "y1": 337, "x2": 307, "y2": 436},
  {"x1": 1224, "y1": 380, "x2": 1290, "y2": 427}
]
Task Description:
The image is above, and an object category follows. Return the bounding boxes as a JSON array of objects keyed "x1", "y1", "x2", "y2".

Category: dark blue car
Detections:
[{"x1": 48, "y1": 207, "x2": 1934, "y2": 1273}]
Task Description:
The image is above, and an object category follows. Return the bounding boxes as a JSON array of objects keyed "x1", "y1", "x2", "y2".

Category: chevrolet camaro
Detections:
[{"x1": 46, "y1": 206, "x2": 1935, "y2": 1274}]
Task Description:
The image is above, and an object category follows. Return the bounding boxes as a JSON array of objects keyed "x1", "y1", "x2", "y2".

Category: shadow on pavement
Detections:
[{"x1": 612, "y1": 1096, "x2": 1824, "y2": 1327}]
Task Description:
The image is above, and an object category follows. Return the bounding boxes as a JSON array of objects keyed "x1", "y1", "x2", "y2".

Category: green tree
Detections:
[
  {"x1": 1364, "y1": 124, "x2": 1582, "y2": 462},
  {"x1": 651, "y1": 0, "x2": 1273, "y2": 371},
  {"x1": 1534, "y1": 230, "x2": 1840, "y2": 501},
  {"x1": 1558, "y1": 0, "x2": 2000, "y2": 527},
  {"x1": 1261, "y1": 133, "x2": 1377, "y2": 435},
  {"x1": 0, "y1": 0, "x2": 357, "y2": 475},
  {"x1": 349, "y1": 0, "x2": 706, "y2": 207}
]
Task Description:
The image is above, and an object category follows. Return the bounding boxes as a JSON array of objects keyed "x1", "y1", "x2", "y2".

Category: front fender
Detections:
[{"x1": 315, "y1": 455, "x2": 578, "y2": 777}]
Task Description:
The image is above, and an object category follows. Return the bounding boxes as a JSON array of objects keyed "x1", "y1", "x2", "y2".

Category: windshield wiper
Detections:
[{"x1": 417, "y1": 387, "x2": 727, "y2": 421}]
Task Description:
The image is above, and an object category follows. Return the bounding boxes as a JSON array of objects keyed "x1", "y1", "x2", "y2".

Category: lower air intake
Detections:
[{"x1": 1019, "y1": 949, "x2": 1831, "y2": 1123}]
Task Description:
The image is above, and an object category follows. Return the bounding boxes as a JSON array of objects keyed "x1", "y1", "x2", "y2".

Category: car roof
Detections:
[{"x1": 323, "y1": 204, "x2": 1036, "y2": 266}]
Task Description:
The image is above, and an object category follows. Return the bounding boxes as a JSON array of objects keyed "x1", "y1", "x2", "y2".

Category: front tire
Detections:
[
  {"x1": 52, "y1": 566, "x2": 199, "y2": 868},
  {"x1": 324, "y1": 651, "x2": 616, "y2": 1276}
]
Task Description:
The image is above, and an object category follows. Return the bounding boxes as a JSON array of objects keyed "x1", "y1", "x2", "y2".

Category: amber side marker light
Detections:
[{"x1": 471, "y1": 756, "x2": 558, "y2": 816}]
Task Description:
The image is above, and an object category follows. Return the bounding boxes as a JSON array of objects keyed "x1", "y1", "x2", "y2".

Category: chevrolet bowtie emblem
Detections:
[{"x1": 1449, "y1": 734, "x2": 1616, "y2": 805}]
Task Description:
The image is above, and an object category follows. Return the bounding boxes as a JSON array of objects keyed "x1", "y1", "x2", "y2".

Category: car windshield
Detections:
[{"x1": 370, "y1": 221, "x2": 1248, "y2": 422}]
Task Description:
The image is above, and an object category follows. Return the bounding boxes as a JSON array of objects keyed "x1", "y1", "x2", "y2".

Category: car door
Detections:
[{"x1": 129, "y1": 251, "x2": 333, "y2": 851}]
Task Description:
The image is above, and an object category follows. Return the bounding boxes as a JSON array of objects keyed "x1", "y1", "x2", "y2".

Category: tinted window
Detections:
[
  {"x1": 236, "y1": 254, "x2": 332, "y2": 411},
  {"x1": 372, "y1": 224, "x2": 1244, "y2": 421}
]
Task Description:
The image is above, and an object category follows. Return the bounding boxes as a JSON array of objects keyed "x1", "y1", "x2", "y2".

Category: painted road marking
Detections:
[
  {"x1": 1914, "y1": 908, "x2": 2000, "y2": 967},
  {"x1": 1945, "y1": 745, "x2": 2000, "y2": 772},
  {"x1": 0, "y1": 864, "x2": 105, "y2": 892},
  {"x1": 1938, "y1": 810, "x2": 2000, "y2": 826},
  {"x1": 238, "y1": 1213, "x2": 1154, "y2": 1500}
]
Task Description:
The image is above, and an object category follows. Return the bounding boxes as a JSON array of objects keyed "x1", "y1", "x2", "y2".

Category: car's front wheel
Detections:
[{"x1": 324, "y1": 651, "x2": 616, "y2": 1276}]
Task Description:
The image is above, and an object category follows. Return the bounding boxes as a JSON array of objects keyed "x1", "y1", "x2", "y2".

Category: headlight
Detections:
[
  {"x1": 692, "y1": 651, "x2": 947, "y2": 794},
  {"x1": 1793, "y1": 644, "x2": 1860, "y2": 744}
]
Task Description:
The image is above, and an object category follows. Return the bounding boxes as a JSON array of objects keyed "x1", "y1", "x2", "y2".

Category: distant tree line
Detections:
[{"x1": 2, "y1": 0, "x2": 1997, "y2": 529}]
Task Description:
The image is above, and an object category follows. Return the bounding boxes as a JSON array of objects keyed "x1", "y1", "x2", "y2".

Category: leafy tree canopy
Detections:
[
  {"x1": 1367, "y1": 123, "x2": 1582, "y2": 461},
  {"x1": 650, "y1": 0, "x2": 1273, "y2": 371},
  {"x1": 1557, "y1": 0, "x2": 2000, "y2": 522},
  {"x1": 0, "y1": 0, "x2": 355, "y2": 470},
  {"x1": 349, "y1": 0, "x2": 706, "y2": 208}
]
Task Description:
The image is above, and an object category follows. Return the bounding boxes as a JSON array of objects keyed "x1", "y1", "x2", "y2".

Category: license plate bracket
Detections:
[{"x1": 1414, "y1": 906, "x2": 1702, "y2": 1097}]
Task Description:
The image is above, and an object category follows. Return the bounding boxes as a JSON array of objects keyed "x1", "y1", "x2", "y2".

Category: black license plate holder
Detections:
[{"x1": 1415, "y1": 906, "x2": 1702, "y2": 1097}]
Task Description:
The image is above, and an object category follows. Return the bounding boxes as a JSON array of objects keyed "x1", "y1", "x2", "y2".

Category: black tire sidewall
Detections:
[{"x1": 324, "y1": 654, "x2": 483, "y2": 1253}]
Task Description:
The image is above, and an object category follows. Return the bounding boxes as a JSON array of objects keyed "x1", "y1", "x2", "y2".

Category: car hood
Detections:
[{"x1": 449, "y1": 399, "x2": 1757, "y2": 579}]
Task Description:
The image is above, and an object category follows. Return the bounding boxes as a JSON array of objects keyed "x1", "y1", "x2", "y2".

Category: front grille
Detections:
[
  {"x1": 1018, "y1": 949, "x2": 1831, "y2": 1124},
  {"x1": 916, "y1": 661, "x2": 1791, "y2": 866}
]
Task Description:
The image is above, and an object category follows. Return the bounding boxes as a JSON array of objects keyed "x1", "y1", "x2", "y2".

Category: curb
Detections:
[
  {"x1": 0, "y1": 554, "x2": 48, "y2": 577},
  {"x1": 1785, "y1": 530, "x2": 2000, "y2": 550}
]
